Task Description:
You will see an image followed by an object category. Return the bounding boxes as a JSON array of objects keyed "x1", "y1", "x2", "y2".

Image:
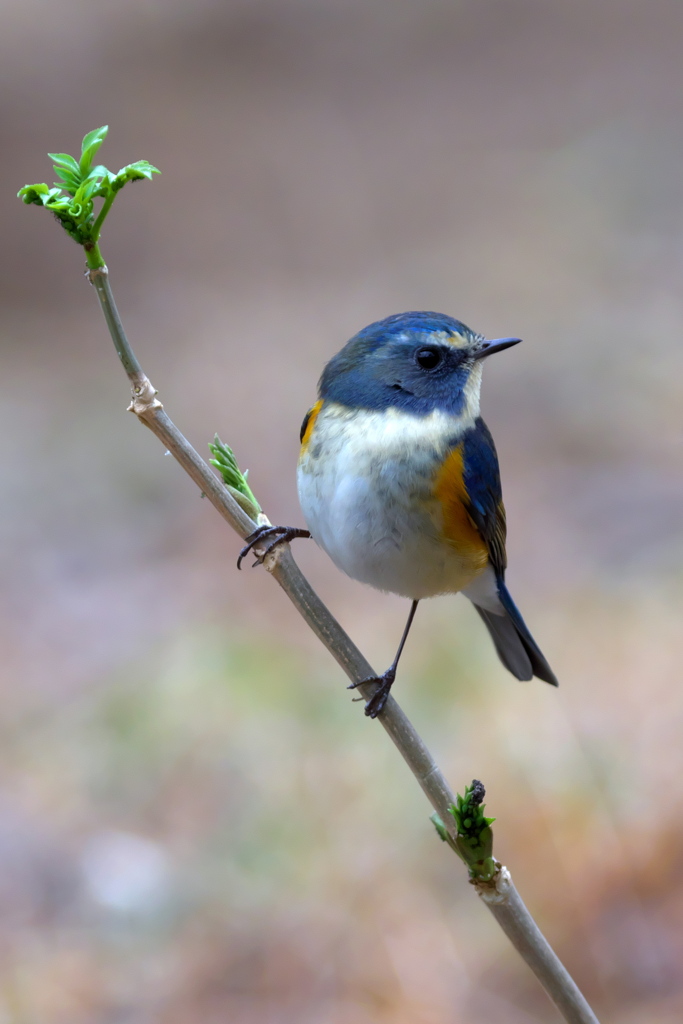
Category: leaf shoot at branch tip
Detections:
[{"x1": 18, "y1": 125, "x2": 160, "y2": 252}]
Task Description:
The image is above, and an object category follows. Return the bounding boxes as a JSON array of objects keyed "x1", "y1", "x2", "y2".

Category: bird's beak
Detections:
[{"x1": 473, "y1": 337, "x2": 522, "y2": 360}]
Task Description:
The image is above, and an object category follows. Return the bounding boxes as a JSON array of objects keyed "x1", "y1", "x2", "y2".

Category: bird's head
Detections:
[{"x1": 319, "y1": 311, "x2": 521, "y2": 417}]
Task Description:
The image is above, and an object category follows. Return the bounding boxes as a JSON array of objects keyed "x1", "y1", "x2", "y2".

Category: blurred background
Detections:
[{"x1": 1, "y1": 1, "x2": 683, "y2": 1021}]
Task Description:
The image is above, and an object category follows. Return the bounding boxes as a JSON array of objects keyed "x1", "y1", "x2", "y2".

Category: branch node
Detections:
[
  {"x1": 127, "y1": 376, "x2": 163, "y2": 416},
  {"x1": 262, "y1": 538, "x2": 285, "y2": 573},
  {"x1": 474, "y1": 864, "x2": 511, "y2": 903}
]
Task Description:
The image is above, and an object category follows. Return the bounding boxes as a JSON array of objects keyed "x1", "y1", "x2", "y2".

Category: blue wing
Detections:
[
  {"x1": 461, "y1": 418, "x2": 558, "y2": 687},
  {"x1": 461, "y1": 417, "x2": 507, "y2": 576}
]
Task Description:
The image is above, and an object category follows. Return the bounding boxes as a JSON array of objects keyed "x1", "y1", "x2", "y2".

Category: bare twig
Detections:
[
  {"x1": 87, "y1": 263, "x2": 599, "y2": 1024},
  {"x1": 477, "y1": 869, "x2": 599, "y2": 1024}
]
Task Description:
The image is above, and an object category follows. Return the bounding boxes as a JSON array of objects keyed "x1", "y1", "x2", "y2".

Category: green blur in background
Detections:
[{"x1": 2, "y1": 1, "x2": 683, "y2": 1021}]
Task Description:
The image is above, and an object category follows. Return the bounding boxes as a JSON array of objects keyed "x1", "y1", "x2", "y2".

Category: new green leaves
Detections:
[
  {"x1": 431, "y1": 780, "x2": 498, "y2": 881},
  {"x1": 209, "y1": 436, "x2": 262, "y2": 520},
  {"x1": 78, "y1": 125, "x2": 109, "y2": 176},
  {"x1": 18, "y1": 126, "x2": 160, "y2": 249}
]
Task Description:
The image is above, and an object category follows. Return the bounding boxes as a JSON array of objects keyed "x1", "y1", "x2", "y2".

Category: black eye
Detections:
[{"x1": 415, "y1": 346, "x2": 442, "y2": 370}]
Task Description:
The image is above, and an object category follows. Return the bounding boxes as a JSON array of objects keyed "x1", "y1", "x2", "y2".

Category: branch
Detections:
[
  {"x1": 87, "y1": 261, "x2": 600, "y2": 1024},
  {"x1": 477, "y1": 869, "x2": 599, "y2": 1024}
]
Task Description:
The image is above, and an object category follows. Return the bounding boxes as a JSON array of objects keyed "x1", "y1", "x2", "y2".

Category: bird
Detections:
[{"x1": 239, "y1": 311, "x2": 558, "y2": 718}]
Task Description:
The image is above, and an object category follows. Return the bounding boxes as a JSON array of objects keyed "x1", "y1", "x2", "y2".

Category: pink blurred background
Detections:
[{"x1": 2, "y1": 2, "x2": 683, "y2": 1021}]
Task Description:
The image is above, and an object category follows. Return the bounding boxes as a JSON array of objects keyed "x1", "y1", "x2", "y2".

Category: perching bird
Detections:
[{"x1": 239, "y1": 311, "x2": 557, "y2": 717}]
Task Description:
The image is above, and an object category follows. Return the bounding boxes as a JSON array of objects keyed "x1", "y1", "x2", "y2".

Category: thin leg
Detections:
[
  {"x1": 349, "y1": 600, "x2": 419, "y2": 718},
  {"x1": 237, "y1": 524, "x2": 311, "y2": 570},
  {"x1": 390, "y1": 599, "x2": 419, "y2": 674}
]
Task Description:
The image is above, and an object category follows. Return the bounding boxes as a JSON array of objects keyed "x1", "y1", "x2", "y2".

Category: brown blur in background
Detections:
[{"x1": 2, "y1": 2, "x2": 683, "y2": 1022}]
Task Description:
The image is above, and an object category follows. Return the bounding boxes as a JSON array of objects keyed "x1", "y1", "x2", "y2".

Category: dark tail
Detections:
[{"x1": 473, "y1": 580, "x2": 558, "y2": 687}]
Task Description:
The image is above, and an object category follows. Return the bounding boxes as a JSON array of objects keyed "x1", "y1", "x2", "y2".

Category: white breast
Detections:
[{"x1": 297, "y1": 402, "x2": 484, "y2": 599}]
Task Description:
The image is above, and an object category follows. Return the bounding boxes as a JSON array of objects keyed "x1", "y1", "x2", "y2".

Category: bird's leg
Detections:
[
  {"x1": 349, "y1": 600, "x2": 419, "y2": 718},
  {"x1": 237, "y1": 525, "x2": 311, "y2": 569}
]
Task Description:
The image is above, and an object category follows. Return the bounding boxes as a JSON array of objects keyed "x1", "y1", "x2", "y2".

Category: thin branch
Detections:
[
  {"x1": 87, "y1": 261, "x2": 600, "y2": 1024},
  {"x1": 89, "y1": 267, "x2": 144, "y2": 380},
  {"x1": 477, "y1": 869, "x2": 599, "y2": 1024}
]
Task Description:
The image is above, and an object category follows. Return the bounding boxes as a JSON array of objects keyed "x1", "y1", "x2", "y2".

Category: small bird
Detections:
[{"x1": 240, "y1": 311, "x2": 557, "y2": 717}]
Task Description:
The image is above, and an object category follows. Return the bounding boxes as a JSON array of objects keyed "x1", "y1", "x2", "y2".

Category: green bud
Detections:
[{"x1": 209, "y1": 435, "x2": 262, "y2": 515}]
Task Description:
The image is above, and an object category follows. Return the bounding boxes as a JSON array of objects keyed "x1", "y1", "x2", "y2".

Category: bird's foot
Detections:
[
  {"x1": 237, "y1": 525, "x2": 311, "y2": 569},
  {"x1": 348, "y1": 668, "x2": 396, "y2": 719}
]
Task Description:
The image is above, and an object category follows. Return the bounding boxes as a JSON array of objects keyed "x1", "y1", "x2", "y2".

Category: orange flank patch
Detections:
[
  {"x1": 299, "y1": 399, "x2": 323, "y2": 455},
  {"x1": 433, "y1": 443, "x2": 489, "y2": 569}
]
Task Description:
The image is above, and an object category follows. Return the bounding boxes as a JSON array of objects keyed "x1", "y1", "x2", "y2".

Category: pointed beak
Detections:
[{"x1": 473, "y1": 337, "x2": 522, "y2": 360}]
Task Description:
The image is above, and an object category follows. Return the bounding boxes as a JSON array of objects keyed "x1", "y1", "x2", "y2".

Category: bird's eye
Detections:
[{"x1": 415, "y1": 347, "x2": 442, "y2": 370}]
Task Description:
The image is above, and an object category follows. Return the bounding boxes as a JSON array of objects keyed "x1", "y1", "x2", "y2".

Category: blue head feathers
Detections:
[{"x1": 319, "y1": 311, "x2": 487, "y2": 416}]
